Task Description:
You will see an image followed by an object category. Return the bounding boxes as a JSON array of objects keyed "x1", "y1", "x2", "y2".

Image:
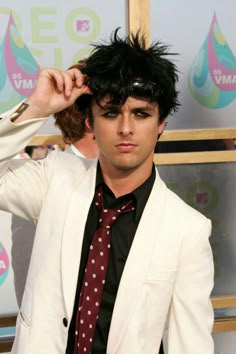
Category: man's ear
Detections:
[
  {"x1": 85, "y1": 117, "x2": 93, "y2": 132},
  {"x1": 158, "y1": 119, "x2": 166, "y2": 136}
]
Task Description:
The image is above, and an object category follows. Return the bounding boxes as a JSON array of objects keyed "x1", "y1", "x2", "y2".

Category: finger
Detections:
[
  {"x1": 67, "y1": 68, "x2": 85, "y2": 89},
  {"x1": 40, "y1": 68, "x2": 65, "y2": 92},
  {"x1": 64, "y1": 68, "x2": 92, "y2": 97},
  {"x1": 61, "y1": 70, "x2": 77, "y2": 97}
]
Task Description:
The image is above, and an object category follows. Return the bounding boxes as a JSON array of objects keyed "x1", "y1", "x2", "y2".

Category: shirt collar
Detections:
[{"x1": 95, "y1": 163, "x2": 156, "y2": 222}]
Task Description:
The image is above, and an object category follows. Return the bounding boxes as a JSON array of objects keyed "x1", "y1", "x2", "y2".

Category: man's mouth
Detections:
[{"x1": 115, "y1": 143, "x2": 137, "y2": 152}]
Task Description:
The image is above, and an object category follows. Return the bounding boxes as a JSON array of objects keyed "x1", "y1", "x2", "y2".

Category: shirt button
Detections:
[{"x1": 63, "y1": 318, "x2": 68, "y2": 327}]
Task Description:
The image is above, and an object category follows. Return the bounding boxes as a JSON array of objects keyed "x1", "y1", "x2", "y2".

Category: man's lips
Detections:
[{"x1": 115, "y1": 143, "x2": 137, "y2": 152}]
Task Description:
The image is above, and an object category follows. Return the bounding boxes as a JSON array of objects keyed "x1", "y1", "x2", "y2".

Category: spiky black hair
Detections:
[{"x1": 76, "y1": 28, "x2": 180, "y2": 122}]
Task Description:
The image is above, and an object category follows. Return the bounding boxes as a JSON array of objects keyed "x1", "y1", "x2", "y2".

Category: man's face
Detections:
[{"x1": 91, "y1": 96, "x2": 165, "y2": 177}]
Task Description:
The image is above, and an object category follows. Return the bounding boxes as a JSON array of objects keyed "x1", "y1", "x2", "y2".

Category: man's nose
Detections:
[{"x1": 117, "y1": 114, "x2": 134, "y2": 136}]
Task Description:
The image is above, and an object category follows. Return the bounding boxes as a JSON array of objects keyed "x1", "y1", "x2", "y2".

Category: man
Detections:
[{"x1": 0, "y1": 30, "x2": 214, "y2": 354}]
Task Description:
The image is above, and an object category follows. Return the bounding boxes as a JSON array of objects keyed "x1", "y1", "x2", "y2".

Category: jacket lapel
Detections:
[
  {"x1": 107, "y1": 170, "x2": 167, "y2": 353},
  {"x1": 61, "y1": 160, "x2": 97, "y2": 318}
]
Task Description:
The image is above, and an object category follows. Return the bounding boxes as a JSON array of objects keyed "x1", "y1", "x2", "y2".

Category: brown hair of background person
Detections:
[{"x1": 54, "y1": 61, "x2": 88, "y2": 145}]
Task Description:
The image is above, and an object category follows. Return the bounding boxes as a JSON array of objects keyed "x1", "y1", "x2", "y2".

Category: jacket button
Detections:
[{"x1": 63, "y1": 318, "x2": 68, "y2": 327}]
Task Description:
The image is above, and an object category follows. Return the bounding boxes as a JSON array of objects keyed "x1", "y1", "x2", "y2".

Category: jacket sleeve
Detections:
[
  {"x1": 167, "y1": 218, "x2": 214, "y2": 354},
  {"x1": 0, "y1": 105, "x2": 51, "y2": 222}
]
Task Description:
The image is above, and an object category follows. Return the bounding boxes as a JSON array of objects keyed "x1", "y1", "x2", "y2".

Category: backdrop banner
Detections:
[{"x1": 151, "y1": 0, "x2": 236, "y2": 129}]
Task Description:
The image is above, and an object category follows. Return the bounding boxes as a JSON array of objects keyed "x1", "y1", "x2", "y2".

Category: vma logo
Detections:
[
  {"x1": 189, "y1": 12, "x2": 236, "y2": 109},
  {"x1": 0, "y1": 14, "x2": 40, "y2": 113},
  {"x1": 0, "y1": 242, "x2": 9, "y2": 286}
]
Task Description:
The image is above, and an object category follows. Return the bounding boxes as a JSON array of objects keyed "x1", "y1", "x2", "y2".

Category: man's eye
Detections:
[
  {"x1": 135, "y1": 111, "x2": 150, "y2": 118},
  {"x1": 102, "y1": 111, "x2": 118, "y2": 118}
]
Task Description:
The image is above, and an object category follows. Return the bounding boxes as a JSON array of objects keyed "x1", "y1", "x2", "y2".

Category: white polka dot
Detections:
[
  {"x1": 75, "y1": 330, "x2": 78, "y2": 335},
  {"x1": 99, "y1": 218, "x2": 102, "y2": 222},
  {"x1": 98, "y1": 192, "x2": 101, "y2": 197},
  {"x1": 92, "y1": 273, "x2": 96, "y2": 278},
  {"x1": 102, "y1": 280, "x2": 105, "y2": 284},
  {"x1": 89, "y1": 338, "x2": 92, "y2": 342},
  {"x1": 106, "y1": 225, "x2": 110, "y2": 229},
  {"x1": 100, "y1": 251, "x2": 104, "y2": 256},
  {"x1": 86, "y1": 296, "x2": 90, "y2": 301},
  {"x1": 90, "y1": 245, "x2": 93, "y2": 250},
  {"x1": 85, "y1": 282, "x2": 88, "y2": 286},
  {"x1": 117, "y1": 209, "x2": 121, "y2": 213},
  {"x1": 95, "y1": 302, "x2": 99, "y2": 306},
  {"x1": 77, "y1": 343, "x2": 80, "y2": 347},
  {"x1": 80, "y1": 319, "x2": 84, "y2": 324},
  {"x1": 112, "y1": 216, "x2": 116, "y2": 220},
  {"x1": 98, "y1": 237, "x2": 102, "y2": 242},
  {"x1": 82, "y1": 333, "x2": 86, "y2": 338},
  {"x1": 107, "y1": 231, "x2": 110, "y2": 235},
  {"x1": 84, "y1": 348, "x2": 87, "y2": 352},
  {"x1": 101, "y1": 266, "x2": 104, "y2": 270},
  {"x1": 88, "y1": 310, "x2": 91, "y2": 315},
  {"x1": 104, "y1": 209, "x2": 108, "y2": 213},
  {"x1": 89, "y1": 324, "x2": 93, "y2": 329},
  {"x1": 94, "y1": 288, "x2": 98, "y2": 292},
  {"x1": 91, "y1": 259, "x2": 95, "y2": 264},
  {"x1": 107, "y1": 244, "x2": 110, "y2": 248},
  {"x1": 79, "y1": 306, "x2": 82, "y2": 311}
]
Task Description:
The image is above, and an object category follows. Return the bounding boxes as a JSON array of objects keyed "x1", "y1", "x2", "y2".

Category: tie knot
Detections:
[{"x1": 95, "y1": 185, "x2": 135, "y2": 228}]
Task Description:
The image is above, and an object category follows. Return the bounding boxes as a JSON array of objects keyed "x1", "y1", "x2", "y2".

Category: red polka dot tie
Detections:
[{"x1": 74, "y1": 185, "x2": 135, "y2": 354}]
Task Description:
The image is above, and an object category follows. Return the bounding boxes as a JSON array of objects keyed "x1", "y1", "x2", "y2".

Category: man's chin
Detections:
[{"x1": 111, "y1": 159, "x2": 140, "y2": 172}]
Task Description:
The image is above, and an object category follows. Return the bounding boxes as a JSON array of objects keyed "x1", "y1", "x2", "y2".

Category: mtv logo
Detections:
[
  {"x1": 76, "y1": 20, "x2": 90, "y2": 32},
  {"x1": 196, "y1": 192, "x2": 208, "y2": 204}
]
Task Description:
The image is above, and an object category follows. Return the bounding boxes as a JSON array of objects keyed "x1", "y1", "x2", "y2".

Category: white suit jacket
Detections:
[{"x1": 0, "y1": 107, "x2": 214, "y2": 354}]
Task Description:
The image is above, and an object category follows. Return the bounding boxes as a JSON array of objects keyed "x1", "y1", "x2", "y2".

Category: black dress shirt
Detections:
[{"x1": 66, "y1": 164, "x2": 157, "y2": 354}]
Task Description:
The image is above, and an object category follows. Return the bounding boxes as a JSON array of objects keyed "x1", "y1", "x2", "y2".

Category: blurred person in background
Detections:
[{"x1": 54, "y1": 63, "x2": 98, "y2": 159}]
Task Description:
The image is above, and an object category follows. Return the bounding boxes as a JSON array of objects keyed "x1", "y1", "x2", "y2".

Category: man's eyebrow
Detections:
[
  {"x1": 97, "y1": 102, "x2": 157, "y2": 112},
  {"x1": 98, "y1": 104, "x2": 121, "y2": 110},
  {"x1": 132, "y1": 105, "x2": 155, "y2": 111}
]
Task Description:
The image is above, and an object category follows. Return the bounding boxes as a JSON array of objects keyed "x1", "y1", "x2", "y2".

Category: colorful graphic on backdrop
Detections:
[
  {"x1": 0, "y1": 14, "x2": 40, "y2": 112},
  {"x1": 0, "y1": 242, "x2": 9, "y2": 286},
  {"x1": 188, "y1": 13, "x2": 236, "y2": 109}
]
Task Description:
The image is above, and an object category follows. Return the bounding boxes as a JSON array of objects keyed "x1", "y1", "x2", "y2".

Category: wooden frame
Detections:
[
  {"x1": 29, "y1": 128, "x2": 236, "y2": 146},
  {"x1": 128, "y1": 0, "x2": 150, "y2": 43},
  {"x1": 29, "y1": 129, "x2": 236, "y2": 165},
  {"x1": 0, "y1": 315, "x2": 16, "y2": 353},
  {"x1": 159, "y1": 128, "x2": 236, "y2": 141},
  {"x1": 212, "y1": 296, "x2": 236, "y2": 333}
]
